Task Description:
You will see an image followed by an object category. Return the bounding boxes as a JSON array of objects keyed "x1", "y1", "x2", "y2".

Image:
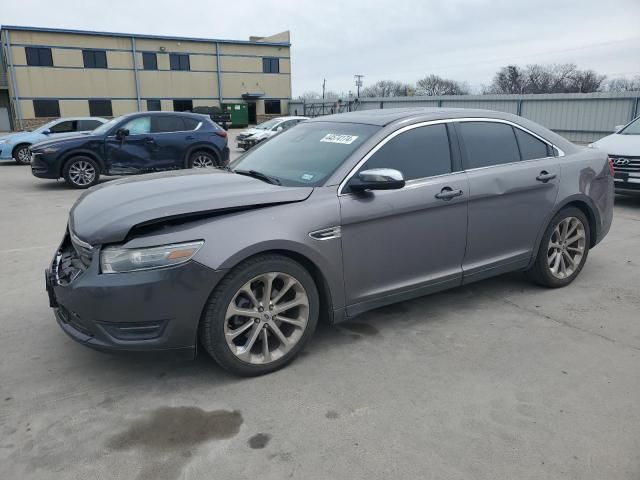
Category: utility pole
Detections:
[
  {"x1": 322, "y1": 78, "x2": 326, "y2": 99},
  {"x1": 354, "y1": 74, "x2": 364, "y2": 98}
]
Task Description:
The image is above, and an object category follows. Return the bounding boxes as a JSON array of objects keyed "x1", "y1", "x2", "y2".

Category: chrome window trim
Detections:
[{"x1": 338, "y1": 117, "x2": 564, "y2": 196}]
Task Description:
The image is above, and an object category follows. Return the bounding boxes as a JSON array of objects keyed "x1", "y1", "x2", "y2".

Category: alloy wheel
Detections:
[
  {"x1": 547, "y1": 216, "x2": 586, "y2": 279},
  {"x1": 224, "y1": 272, "x2": 309, "y2": 364},
  {"x1": 16, "y1": 147, "x2": 31, "y2": 164},
  {"x1": 192, "y1": 154, "x2": 215, "y2": 168},
  {"x1": 68, "y1": 160, "x2": 96, "y2": 186}
]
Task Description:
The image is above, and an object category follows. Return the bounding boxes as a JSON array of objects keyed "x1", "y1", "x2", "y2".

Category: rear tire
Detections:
[
  {"x1": 199, "y1": 254, "x2": 319, "y2": 376},
  {"x1": 62, "y1": 156, "x2": 100, "y2": 189},
  {"x1": 189, "y1": 150, "x2": 217, "y2": 168},
  {"x1": 13, "y1": 144, "x2": 31, "y2": 165},
  {"x1": 526, "y1": 207, "x2": 590, "y2": 288}
]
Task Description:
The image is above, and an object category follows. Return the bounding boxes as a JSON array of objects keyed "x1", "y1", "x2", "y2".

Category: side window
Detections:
[
  {"x1": 122, "y1": 116, "x2": 151, "y2": 135},
  {"x1": 82, "y1": 50, "x2": 108, "y2": 69},
  {"x1": 459, "y1": 122, "x2": 520, "y2": 169},
  {"x1": 49, "y1": 121, "x2": 77, "y2": 133},
  {"x1": 361, "y1": 124, "x2": 452, "y2": 181},
  {"x1": 77, "y1": 120, "x2": 103, "y2": 131},
  {"x1": 514, "y1": 128, "x2": 551, "y2": 160},
  {"x1": 182, "y1": 117, "x2": 200, "y2": 130},
  {"x1": 151, "y1": 116, "x2": 186, "y2": 133},
  {"x1": 25, "y1": 47, "x2": 53, "y2": 66}
]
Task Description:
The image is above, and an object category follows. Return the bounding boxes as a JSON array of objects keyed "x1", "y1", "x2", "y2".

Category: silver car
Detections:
[{"x1": 46, "y1": 108, "x2": 614, "y2": 376}]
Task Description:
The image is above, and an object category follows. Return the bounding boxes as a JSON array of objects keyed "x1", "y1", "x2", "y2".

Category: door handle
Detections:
[
  {"x1": 435, "y1": 187, "x2": 464, "y2": 200},
  {"x1": 536, "y1": 171, "x2": 556, "y2": 182}
]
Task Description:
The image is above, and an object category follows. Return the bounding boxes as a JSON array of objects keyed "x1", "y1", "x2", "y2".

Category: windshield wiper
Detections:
[{"x1": 234, "y1": 169, "x2": 281, "y2": 185}]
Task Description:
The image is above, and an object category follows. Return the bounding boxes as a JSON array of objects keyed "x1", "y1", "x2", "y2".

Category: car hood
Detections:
[
  {"x1": 239, "y1": 128, "x2": 262, "y2": 137},
  {"x1": 69, "y1": 169, "x2": 313, "y2": 245},
  {"x1": 32, "y1": 132, "x2": 93, "y2": 149},
  {"x1": 0, "y1": 131, "x2": 38, "y2": 143},
  {"x1": 591, "y1": 134, "x2": 640, "y2": 156}
]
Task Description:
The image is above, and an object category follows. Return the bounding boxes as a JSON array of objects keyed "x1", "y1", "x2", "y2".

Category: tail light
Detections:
[
  {"x1": 214, "y1": 130, "x2": 228, "y2": 139},
  {"x1": 607, "y1": 157, "x2": 615, "y2": 176}
]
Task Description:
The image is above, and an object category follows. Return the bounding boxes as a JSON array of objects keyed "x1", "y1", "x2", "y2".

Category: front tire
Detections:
[
  {"x1": 527, "y1": 207, "x2": 590, "y2": 288},
  {"x1": 199, "y1": 254, "x2": 319, "y2": 376},
  {"x1": 13, "y1": 144, "x2": 31, "y2": 165},
  {"x1": 62, "y1": 156, "x2": 100, "y2": 189}
]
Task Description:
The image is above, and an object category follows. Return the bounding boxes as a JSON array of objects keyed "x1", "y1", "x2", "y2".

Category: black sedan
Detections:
[{"x1": 30, "y1": 111, "x2": 230, "y2": 188}]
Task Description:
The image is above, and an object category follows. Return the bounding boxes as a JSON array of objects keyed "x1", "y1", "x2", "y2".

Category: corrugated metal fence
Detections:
[{"x1": 289, "y1": 92, "x2": 640, "y2": 144}]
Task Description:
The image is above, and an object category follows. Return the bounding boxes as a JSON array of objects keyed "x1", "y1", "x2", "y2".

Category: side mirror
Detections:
[
  {"x1": 614, "y1": 125, "x2": 625, "y2": 133},
  {"x1": 276, "y1": 126, "x2": 283, "y2": 132},
  {"x1": 115, "y1": 128, "x2": 129, "y2": 139},
  {"x1": 42, "y1": 129, "x2": 51, "y2": 135},
  {"x1": 350, "y1": 168, "x2": 405, "y2": 192}
]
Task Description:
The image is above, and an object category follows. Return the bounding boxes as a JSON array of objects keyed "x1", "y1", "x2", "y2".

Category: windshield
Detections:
[
  {"x1": 619, "y1": 117, "x2": 640, "y2": 135},
  {"x1": 91, "y1": 117, "x2": 121, "y2": 136},
  {"x1": 255, "y1": 119, "x2": 282, "y2": 130},
  {"x1": 231, "y1": 121, "x2": 380, "y2": 187},
  {"x1": 34, "y1": 119, "x2": 61, "y2": 133}
]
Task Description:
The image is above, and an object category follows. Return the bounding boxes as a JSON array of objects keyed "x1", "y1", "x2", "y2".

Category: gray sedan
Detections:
[{"x1": 46, "y1": 108, "x2": 614, "y2": 376}]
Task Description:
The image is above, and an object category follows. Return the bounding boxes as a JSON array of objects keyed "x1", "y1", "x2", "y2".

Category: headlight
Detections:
[{"x1": 100, "y1": 241, "x2": 204, "y2": 274}]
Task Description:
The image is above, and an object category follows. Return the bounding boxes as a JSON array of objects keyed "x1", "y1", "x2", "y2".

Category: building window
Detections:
[
  {"x1": 262, "y1": 57, "x2": 279, "y2": 73},
  {"x1": 33, "y1": 100, "x2": 60, "y2": 117},
  {"x1": 25, "y1": 47, "x2": 53, "y2": 67},
  {"x1": 89, "y1": 100, "x2": 113, "y2": 117},
  {"x1": 142, "y1": 52, "x2": 157, "y2": 70},
  {"x1": 264, "y1": 100, "x2": 281, "y2": 115},
  {"x1": 146, "y1": 99, "x2": 162, "y2": 111},
  {"x1": 173, "y1": 99, "x2": 193, "y2": 112},
  {"x1": 83, "y1": 50, "x2": 108, "y2": 69},
  {"x1": 169, "y1": 54, "x2": 190, "y2": 71}
]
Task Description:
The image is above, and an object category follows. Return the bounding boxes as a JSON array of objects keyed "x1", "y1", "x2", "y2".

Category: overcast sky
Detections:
[{"x1": 2, "y1": 0, "x2": 639, "y2": 96}]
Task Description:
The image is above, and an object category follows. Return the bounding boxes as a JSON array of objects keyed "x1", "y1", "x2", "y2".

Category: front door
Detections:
[
  {"x1": 248, "y1": 102, "x2": 257, "y2": 125},
  {"x1": 104, "y1": 116, "x2": 155, "y2": 173},
  {"x1": 339, "y1": 123, "x2": 469, "y2": 316},
  {"x1": 455, "y1": 120, "x2": 561, "y2": 282}
]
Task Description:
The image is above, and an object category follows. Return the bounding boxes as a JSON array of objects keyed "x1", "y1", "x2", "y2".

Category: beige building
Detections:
[{"x1": 0, "y1": 25, "x2": 292, "y2": 130}]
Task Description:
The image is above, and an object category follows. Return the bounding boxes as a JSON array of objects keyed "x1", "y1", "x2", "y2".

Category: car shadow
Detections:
[
  {"x1": 79, "y1": 272, "x2": 531, "y2": 384},
  {"x1": 615, "y1": 193, "x2": 640, "y2": 207}
]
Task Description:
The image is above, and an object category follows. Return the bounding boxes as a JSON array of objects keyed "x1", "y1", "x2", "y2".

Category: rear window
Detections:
[{"x1": 231, "y1": 122, "x2": 380, "y2": 187}]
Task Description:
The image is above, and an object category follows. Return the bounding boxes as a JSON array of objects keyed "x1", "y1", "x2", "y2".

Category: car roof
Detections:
[
  {"x1": 307, "y1": 107, "x2": 577, "y2": 152},
  {"x1": 306, "y1": 107, "x2": 521, "y2": 126},
  {"x1": 54, "y1": 117, "x2": 108, "y2": 121},
  {"x1": 118, "y1": 111, "x2": 208, "y2": 120},
  {"x1": 272, "y1": 116, "x2": 309, "y2": 122}
]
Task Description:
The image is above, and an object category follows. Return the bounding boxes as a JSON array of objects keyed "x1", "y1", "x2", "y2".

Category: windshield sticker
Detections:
[
  {"x1": 320, "y1": 133, "x2": 359, "y2": 145},
  {"x1": 301, "y1": 173, "x2": 315, "y2": 181}
]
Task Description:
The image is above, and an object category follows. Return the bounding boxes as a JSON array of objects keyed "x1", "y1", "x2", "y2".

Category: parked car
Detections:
[
  {"x1": 0, "y1": 117, "x2": 107, "y2": 165},
  {"x1": 31, "y1": 111, "x2": 229, "y2": 188},
  {"x1": 45, "y1": 108, "x2": 613, "y2": 376},
  {"x1": 236, "y1": 116, "x2": 308, "y2": 150},
  {"x1": 590, "y1": 116, "x2": 640, "y2": 194}
]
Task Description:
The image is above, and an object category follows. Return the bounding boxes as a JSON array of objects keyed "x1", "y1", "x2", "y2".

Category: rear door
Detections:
[
  {"x1": 150, "y1": 115, "x2": 195, "y2": 169},
  {"x1": 104, "y1": 116, "x2": 154, "y2": 173},
  {"x1": 456, "y1": 120, "x2": 561, "y2": 282},
  {"x1": 339, "y1": 123, "x2": 469, "y2": 315}
]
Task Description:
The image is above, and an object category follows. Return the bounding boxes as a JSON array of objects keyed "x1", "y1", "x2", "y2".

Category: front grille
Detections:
[
  {"x1": 610, "y1": 155, "x2": 640, "y2": 174},
  {"x1": 70, "y1": 230, "x2": 94, "y2": 267}
]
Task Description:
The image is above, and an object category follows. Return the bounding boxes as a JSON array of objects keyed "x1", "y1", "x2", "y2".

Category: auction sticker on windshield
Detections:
[{"x1": 320, "y1": 133, "x2": 359, "y2": 145}]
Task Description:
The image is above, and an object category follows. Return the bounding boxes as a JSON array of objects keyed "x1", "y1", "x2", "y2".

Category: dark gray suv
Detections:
[{"x1": 46, "y1": 108, "x2": 614, "y2": 376}]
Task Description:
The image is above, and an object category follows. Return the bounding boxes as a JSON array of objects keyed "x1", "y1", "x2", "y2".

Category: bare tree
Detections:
[
  {"x1": 361, "y1": 80, "x2": 413, "y2": 97},
  {"x1": 489, "y1": 63, "x2": 605, "y2": 94},
  {"x1": 605, "y1": 76, "x2": 640, "y2": 92},
  {"x1": 299, "y1": 91, "x2": 322, "y2": 100},
  {"x1": 490, "y1": 65, "x2": 527, "y2": 93},
  {"x1": 415, "y1": 74, "x2": 469, "y2": 96}
]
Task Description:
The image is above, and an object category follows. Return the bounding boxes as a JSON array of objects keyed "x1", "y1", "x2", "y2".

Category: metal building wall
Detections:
[{"x1": 290, "y1": 92, "x2": 640, "y2": 143}]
